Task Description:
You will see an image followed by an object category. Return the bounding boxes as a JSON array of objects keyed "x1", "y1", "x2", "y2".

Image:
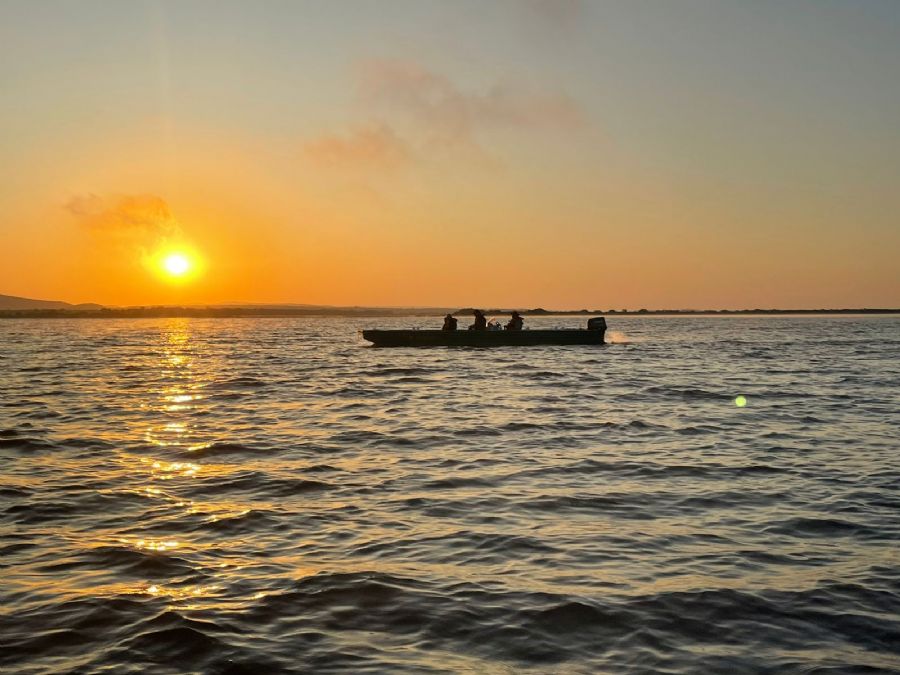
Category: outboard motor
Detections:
[{"x1": 587, "y1": 316, "x2": 607, "y2": 342}]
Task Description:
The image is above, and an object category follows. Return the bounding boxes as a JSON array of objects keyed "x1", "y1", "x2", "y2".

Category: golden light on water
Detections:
[
  {"x1": 144, "y1": 583, "x2": 223, "y2": 604},
  {"x1": 122, "y1": 538, "x2": 181, "y2": 552},
  {"x1": 141, "y1": 321, "x2": 217, "y2": 450},
  {"x1": 148, "y1": 459, "x2": 201, "y2": 478}
]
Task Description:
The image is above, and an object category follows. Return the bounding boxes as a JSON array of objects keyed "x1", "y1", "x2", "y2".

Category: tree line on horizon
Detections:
[{"x1": 0, "y1": 306, "x2": 897, "y2": 319}]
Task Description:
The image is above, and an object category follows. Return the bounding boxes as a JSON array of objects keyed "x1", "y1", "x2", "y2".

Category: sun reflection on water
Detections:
[
  {"x1": 106, "y1": 322, "x2": 331, "y2": 618},
  {"x1": 145, "y1": 458, "x2": 202, "y2": 478},
  {"x1": 139, "y1": 320, "x2": 218, "y2": 451},
  {"x1": 144, "y1": 583, "x2": 223, "y2": 601},
  {"x1": 121, "y1": 538, "x2": 182, "y2": 553}
]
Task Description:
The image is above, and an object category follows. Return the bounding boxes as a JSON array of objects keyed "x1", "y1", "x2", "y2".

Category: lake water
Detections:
[{"x1": 2, "y1": 316, "x2": 899, "y2": 674}]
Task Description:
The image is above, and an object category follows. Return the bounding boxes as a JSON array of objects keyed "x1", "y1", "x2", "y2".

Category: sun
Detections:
[
  {"x1": 162, "y1": 253, "x2": 192, "y2": 277},
  {"x1": 148, "y1": 246, "x2": 204, "y2": 284}
]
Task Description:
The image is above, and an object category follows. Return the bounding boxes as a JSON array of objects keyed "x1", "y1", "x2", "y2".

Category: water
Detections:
[{"x1": 2, "y1": 316, "x2": 899, "y2": 674}]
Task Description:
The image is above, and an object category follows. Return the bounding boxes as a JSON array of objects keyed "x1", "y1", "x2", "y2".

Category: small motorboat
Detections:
[{"x1": 362, "y1": 317, "x2": 607, "y2": 347}]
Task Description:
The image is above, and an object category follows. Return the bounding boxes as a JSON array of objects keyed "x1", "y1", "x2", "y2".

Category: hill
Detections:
[{"x1": 0, "y1": 294, "x2": 103, "y2": 311}]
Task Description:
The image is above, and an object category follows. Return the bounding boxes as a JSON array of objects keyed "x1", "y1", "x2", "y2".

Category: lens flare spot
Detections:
[{"x1": 735, "y1": 395, "x2": 748, "y2": 407}]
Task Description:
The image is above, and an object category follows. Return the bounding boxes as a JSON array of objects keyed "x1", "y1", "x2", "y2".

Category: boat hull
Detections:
[{"x1": 362, "y1": 328, "x2": 606, "y2": 347}]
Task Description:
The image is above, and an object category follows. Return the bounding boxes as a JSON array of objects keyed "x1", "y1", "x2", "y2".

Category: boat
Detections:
[{"x1": 362, "y1": 317, "x2": 607, "y2": 347}]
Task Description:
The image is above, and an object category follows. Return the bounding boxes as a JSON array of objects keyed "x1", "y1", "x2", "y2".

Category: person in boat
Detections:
[
  {"x1": 505, "y1": 311, "x2": 524, "y2": 331},
  {"x1": 469, "y1": 309, "x2": 487, "y2": 331},
  {"x1": 442, "y1": 314, "x2": 458, "y2": 331}
]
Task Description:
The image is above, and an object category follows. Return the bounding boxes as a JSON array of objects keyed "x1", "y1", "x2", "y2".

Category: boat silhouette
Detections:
[{"x1": 363, "y1": 317, "x2": 607, "y2": 347}]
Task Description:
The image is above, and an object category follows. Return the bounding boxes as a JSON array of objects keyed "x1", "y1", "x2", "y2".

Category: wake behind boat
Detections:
[{"x1": 363, "y1": 317, "x2": 607, "y2": 347}]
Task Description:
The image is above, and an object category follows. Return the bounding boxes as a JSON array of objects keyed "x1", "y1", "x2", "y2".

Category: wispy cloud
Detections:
[
  {"x1": 359, "y1": 59, "x2": 584, "y2": 147},
  {"x1": 303, "y1": 59, "x2": 584, "y2": 171},
  {"x1": 65, "y1": 193, "x2": 182, "y2": 249},
  {"x1": 304, "y1": 123, "x2": 410, "y2": 168}
]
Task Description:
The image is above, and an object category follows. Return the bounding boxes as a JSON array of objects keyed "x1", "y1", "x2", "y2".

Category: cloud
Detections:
[
  {"x1": 522, "y1": 0, "x2": 584, "y2": 29},
  {"x1": 358, "y1": 59, "x2": 584, "y2": 147},
  {"x1": 65, "y1": 193, "x2": 181, "y2": 248},
  {"x1": 303, "y1": 60, "x2": 584, "y2": 172},
  {"x1": 304, "y1": 123, "x2": 410, "y2": 168}
]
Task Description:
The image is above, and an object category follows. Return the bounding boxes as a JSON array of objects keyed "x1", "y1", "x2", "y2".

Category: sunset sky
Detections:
[{"x1": 1, "y1": 0, "x2": 898, "y2": 309}]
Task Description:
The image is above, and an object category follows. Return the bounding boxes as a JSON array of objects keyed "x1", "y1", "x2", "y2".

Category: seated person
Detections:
[
  {"x1": 441, "y1": 314, "x2": 458, "y2": 331},
  {"x1": 505, "y1": 311, "x2": 524, "y2": 331},
  {"x1": 469, "y1": 309, "x2": 487, "y2": 331}
]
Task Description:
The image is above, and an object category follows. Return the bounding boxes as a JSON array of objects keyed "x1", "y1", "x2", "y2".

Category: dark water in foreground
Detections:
[{"x1": 1, "y1": 316, "x2": 899, "y2": 674}]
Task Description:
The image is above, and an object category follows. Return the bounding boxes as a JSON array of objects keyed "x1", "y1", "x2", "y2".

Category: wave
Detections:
[
  {"x1": 350, "y1": 530, "x2": 558, "y2": 563},
  {"x1": 764, "y1": 516, "x2": 883, "y2": 539},
  {"x1": 202, "y1": 508, "x2": 282, "y2": 534},
  {"x1": 205, "y1": 376, "x2": 268, "y2": 390},
  {"x1": 422, "y1": 476, "x2": 498, "y2": 490},
  {"x1": 187, "y1": 471, "x2": 334, "y2": 498},
  {"x1": 181, "y1": 442, "x2": 276, "y2": 458},
  {"x1": 644, "y1": 385, "x2": 730, "y2": 400},
  {"x1": 237, "y1": 571, "x2": 900, "y2": 670},
  {"x1": 0, "y1": 436, "x2": 57, "y2": 452},
  {"x1": 365, "y1": 366, "x2": 438, "y2": 377},
  {"x1": 509, "y1": 458, "x2": 786, "y2": 482},
  {"x1": 72, "y1": 545, "x2": 198, "y2": 578},
  {"x1": 4, "y1": 500, "x2": 80, "y2": 525}
]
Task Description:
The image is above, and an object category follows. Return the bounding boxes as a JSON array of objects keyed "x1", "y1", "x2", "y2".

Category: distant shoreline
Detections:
[{"x1": 1, "y1": 307, "x2": 898, "y2": 319}]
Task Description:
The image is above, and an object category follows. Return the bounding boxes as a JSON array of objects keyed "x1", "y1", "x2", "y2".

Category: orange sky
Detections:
[{"x1": 1, "y1": 1, "x2": 898, "y2": 309}]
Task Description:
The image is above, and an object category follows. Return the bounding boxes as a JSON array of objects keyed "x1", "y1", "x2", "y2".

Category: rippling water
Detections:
[{"x1": 2, "y1": 316, "x2": 899, "y2": 674}]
